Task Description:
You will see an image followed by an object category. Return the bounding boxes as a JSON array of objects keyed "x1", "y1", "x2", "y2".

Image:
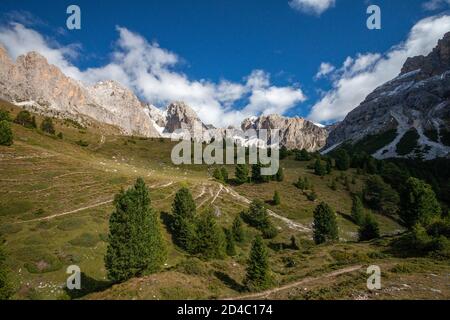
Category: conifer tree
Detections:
[
  {"x1": 40, "y1": 117, "x2": 55, "y2": 135},
  {"x1": 252, "y1": 162, "x2": 269, "y2": 183},
  {"x1": 235, "y1": 164, "x2": 249, "y2": 184},
  {"x1": 290, "y1": 235, "x2": 299, "y2": 250},
  {"x1": 14, "y1": 110, "x2": 36, "y2": 129},
  {"x1": 195, "y1": 210, "x2": 225, "y2": 259},
  {"x1": 358, "y1": 214, "x2": 380, "y2": 241},
  {"x1": 400, "y1": 177, "x2": 441, "y2": 228},
  {"x1": 213, "y1": 167, "x2": 223, "y2": 181},
  {"x1": 0, "y1": 239, "x2": 13, "y2": 300},
  {"x1": 273, "y1": 191, "x2": 281, "y2": 206},
  {"x1": 326, "y1": 157, "x2": 333, "y2": 174},
  {"x1": 0, "y1": 110, "x2": 11, "y2": 122},
  {"x1": 334, "y1": 149, "x2": 350, "y2": 171},
  {"x1": 224, "y1": 228, "x2": 236, "y2": 256},
  {"x1": 351, "y1": 195, "x2": 365, "y2": 226},
  {"x1": 105, "y1": 178, "x2": 167, "y2": 283},
  {"x1": 314, "y1": 159, "x2": 327, "y2": 176},
  {"x1": 244, "y1": 199, "x2": 270, "y2": 229},
  {"x1": 244, "y1": 235, "x2": 270, "y2": 291},
  {"x1": 0, "y1": 121, "x2": 13, "y2": 146},
  {"x1": 232, "y1": 215, "x2": 244, "y2": 243},
  {"x1": 275, "y1": 167, "x2": 284, "y2": 182},
  {"x1": 172, "y1": 187, "x2": 197, "y2": 252},
  {"x1": 363, "y1": 175, "x2": 400, "y2": 215},
  {"x1": 220, "y1": 167, "x2": 229, "y2": 182},
  {"x1": 313, "y1": 202, "x2": 339, "y2": 244}
]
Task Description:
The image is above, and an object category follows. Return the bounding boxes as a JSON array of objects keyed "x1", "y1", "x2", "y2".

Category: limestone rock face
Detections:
[
  {"x1": 0, "y1": 46, "x2": 335, "y2": 149},
  {"x1": 164, "y1": 101, "x2": 207, "y2": 133},
  {"x1": 0, "y1": 48, "x2": 161, "y2": 136},
  {"x1": 326, "y1": 32, "x2": 450, "y2": 159},
  {"x1": 241, "y1": 114, "x2": 328, "y2": 151}
]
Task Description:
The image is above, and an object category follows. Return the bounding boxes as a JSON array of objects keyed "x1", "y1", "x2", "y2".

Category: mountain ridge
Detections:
[
  {"x1": 326, "y1": 32, "x2": 450, "y2": 159},
  {"x1": 0, "y1": 46, "x2": 327, "y2": 151}
]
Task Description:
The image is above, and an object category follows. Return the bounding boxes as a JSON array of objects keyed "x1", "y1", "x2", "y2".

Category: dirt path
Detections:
[
  {"x1": 224, "y1": 265, "x2": 363, "y2": 300},
  {"x1": 14, "y1": 199, "x2": 114, "y2": 224},
  {"x1": 223, "y1": 185, "x2": 311, "y2": 233},
  {"x1": 14, "y1": 180, "x2": 175, "y2": 224},
  {"x1": 211, "y1": 184, "x2": 224, "y2": 204}
]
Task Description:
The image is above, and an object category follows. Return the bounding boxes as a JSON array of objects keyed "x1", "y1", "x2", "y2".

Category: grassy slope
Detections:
[{"x1": 0, "y1": 100, "x2": 448, "y2": 300}]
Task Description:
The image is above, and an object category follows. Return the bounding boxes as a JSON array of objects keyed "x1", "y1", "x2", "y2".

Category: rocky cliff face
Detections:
[
  {"x1": 0, "y1": 48, "x2": 160, "y2": 137},
  {"x1": 241, "y1": 114, "x2": 328, "y2": 151},
  {"x1": 326, "y1": 32, "x2": 450, "y2": 159},
  {"x1": 0, "y1": 46, "x2": 331, "y2": 150}
]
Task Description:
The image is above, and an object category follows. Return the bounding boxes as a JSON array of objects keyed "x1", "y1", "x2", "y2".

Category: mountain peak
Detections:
[{"x1": 401, "y1": 31, "x2": 450, "y2": 77}]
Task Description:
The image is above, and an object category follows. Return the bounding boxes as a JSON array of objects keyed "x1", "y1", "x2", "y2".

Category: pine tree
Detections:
[
  {"x1": 0, "y1": 239, "x2": 13, "y2": 300},
  {"x1": 220, "y1": 167, "x2": 229, "y2": 182},
  {"x1": 232, "y1": 215, "x2": 244, "y2": 243},
  {"x1": 14, "y1": 110, "x2": 36, "y2": 129},
  {"x1": 273, "y1": 191, "x2": 281, "y2": 206},
  {"x1": 326, "y1": 157, "x2": 333, "y2": 174},
  {"x1": 40, "y1": 117, "x2": 55, "y2": 135},
  {"x1": 105, "y1": 178, "x2": 167, "y2": 283},
  {"x1": 358, "y1": 214, "x2": 380, "y2": 241},
  {"x1": 172, "y1": 187, "x2": 197, "y2": 252},
  {"x1": 195, "y1": 210, "x2": 225, "y2": 259},
  {"x1": 213, "y1": 167, "x2": 223, "y2": 181},
  {"x1": 244, "y1": 235, "x2": 270, "y2": 291},
  {"x1": 252, "y1": 162, "x2": 269, "y2": 183},
  {"x1": 0, "y1": 121, "x2": 13, "y2": 146},
  {"x1": 290, "y1": 235, "x2": 299, "y2": 250},
  {"x1": 295, "y1": 149, "x2": 311, "y2": 161},
  {"x1": 279, "y1": 146, "x2": 289, "y2": 160},
  {"x1": 363, "y1": 175, "x2": 400, "y2": 215},
  {"x1": 334, "y1": 149, "x2": 350, "y2": 171},
  {"x1": 295, "y1": 176, "x2": 310, "y2": 191},
  {"x1": 224, "y1": 228, "x2": 236, "y2": 256},
  {"x1": 235, "y1": 164, "x2": 249, "y2": 184},
  {"x1": 400, "y1": 177, "x2": 441, "y2": 229},
  {"x1": 313, "y1": 202, "x2": 339, "y2": 244},
  {"x1": 243, "y1": 199, "x2": 270, "y2": 229},
  {"x1": 351, "y1": 195, "x2": 365, "y2": 226},
  {"x1": 275, "y1": 167, "x2": 284, "y2": 182},
  {"x1": 0, "y1": 110, "x2": 11, "y2": 122},
  {"x1": 314, "y1": 159, "x2": 327, "y2": 176}
]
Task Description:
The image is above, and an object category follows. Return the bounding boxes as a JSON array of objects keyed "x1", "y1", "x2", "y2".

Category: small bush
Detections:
[
  {"x1": 177, "y1": 258, "x2": 209, "y2": 276},
  {"x1": 390, "y1": 263, "x2": 420, "y2": 274},
  {"x1": 261, "y1": 224, "x2": 278, "y2": 239},
  {"x1": 76, "y1": 140, "x2": 89, "y2": 147}
]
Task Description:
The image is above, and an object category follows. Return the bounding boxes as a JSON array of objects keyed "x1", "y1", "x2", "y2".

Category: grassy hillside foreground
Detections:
[{"x1": 0, "y1": 100, "x2": 449, "y2": 300}]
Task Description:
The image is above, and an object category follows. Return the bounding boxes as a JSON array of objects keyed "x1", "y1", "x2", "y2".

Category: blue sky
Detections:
[{"x1": 0, "y1": 0, "x2": 450, "y2": 126}]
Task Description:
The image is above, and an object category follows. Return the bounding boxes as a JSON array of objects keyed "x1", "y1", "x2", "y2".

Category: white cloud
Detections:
[
  {"x1": 308, "y1": 14, "x2": 450, "y2": 123},
  {"x1": 423, "y1": 0, "x2": 450, "y2": 11},
  {"x1": 0, "y1": 23, "x2": 306, "y2": 128},
  {"x1": 289, "y1": 0, "x2": 336, "y2": 15},
  {"x1": 315, "y1": 62, "x2": 335, "y2": 79}
]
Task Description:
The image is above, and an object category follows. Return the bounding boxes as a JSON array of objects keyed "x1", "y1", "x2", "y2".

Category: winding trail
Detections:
[
  {"x1": 224, "y1": 265, "x2": 363, "y2": 300},
  {"x1": 14, "y1": 199, "x2": 114, "y2": 224},
  {"x1": 13, "y1": 180, "x2": 175, "y2": 224},
  {"x1": 223, "y1": 185, "x2": 311, "y2": 233}
]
